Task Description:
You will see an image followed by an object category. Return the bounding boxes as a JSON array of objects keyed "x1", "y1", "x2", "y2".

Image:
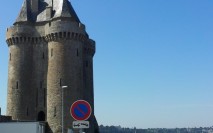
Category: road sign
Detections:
[
  {"x1": 70, "y1": 100, "x2": 92, "y2": 121},
  {"x1": 73, "y1": 121, "x2": 89, "y2": 129}
]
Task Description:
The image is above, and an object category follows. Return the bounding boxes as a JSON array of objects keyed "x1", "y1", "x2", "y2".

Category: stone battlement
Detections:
[
  {"x1": 6, "y1": 36, "x2": 46, "y2": 46},
  {"x1": 6, "y1": 30, "x2": 88, "y2": 46},
  {"x1": 45, "y1": 31, "x2": 87, "y2": 43}
]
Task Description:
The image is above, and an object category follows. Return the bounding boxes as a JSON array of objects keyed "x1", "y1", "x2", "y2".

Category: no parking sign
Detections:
[{"x1": 70, "y1": 100, "x2": 92, "y2": 121}]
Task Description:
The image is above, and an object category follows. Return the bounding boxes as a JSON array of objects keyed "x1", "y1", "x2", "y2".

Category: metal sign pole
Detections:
[
  {"x1": 68, "y1": 128, "x2": 73, "y2": 133},
  {"x1": 61, "y1": 86, "x2": 68, "y2": 133},
  {"x1": 79, "y1": 128, "x2": 83, "y2": 133}
]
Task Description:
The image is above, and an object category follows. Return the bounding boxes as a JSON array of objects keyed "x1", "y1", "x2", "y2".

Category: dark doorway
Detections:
[
  {"x1": 95, "y1": 129, "x2": 99, "y2": 133},
  {"x1": 37, "y1": 111, "x2": 45, "y2": 121}
]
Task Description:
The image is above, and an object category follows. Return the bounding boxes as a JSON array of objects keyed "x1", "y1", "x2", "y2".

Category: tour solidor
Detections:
[{"x1": 6, "y1": 0, "x2": 99, "y2": 133}]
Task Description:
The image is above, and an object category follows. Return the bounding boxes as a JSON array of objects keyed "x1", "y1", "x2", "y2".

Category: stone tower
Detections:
[{"x1": 5, "y1": 0, "x2": 99, "y2": 133}]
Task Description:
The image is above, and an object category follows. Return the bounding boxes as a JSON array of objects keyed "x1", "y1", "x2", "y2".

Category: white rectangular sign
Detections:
[{"x1": 73, "y1": 121, "x2": 89, "y2": 129}]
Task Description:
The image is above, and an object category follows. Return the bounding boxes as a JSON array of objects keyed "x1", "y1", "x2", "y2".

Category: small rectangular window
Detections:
[
  {"x1": 10, "y1": 53, "x2": 11, "y2": 61},
  {"x1": 44, "y1": 88, "x2": 46, "y2": 107},
  {"x1": 54, "y1": 107, "x2": 56, "y2": 117},
  {"x1": 16, "y1": 81, "x2": 19, "y2": 89},
  {"x1": 51, "y1": 49, "x2": 53, "y2": 57},
  {"x1": 36, "y1": 89, "x2": 38, "y2": 107}
]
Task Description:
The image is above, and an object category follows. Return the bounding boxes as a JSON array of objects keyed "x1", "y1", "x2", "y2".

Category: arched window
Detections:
[{"x1": 37, "y1": 111, "x2": 45, "y2": 121}]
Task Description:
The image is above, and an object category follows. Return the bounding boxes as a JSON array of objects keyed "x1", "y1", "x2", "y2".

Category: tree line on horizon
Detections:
[{"x1": 99, "y1": 125, "x2": 213, "y2": 133}]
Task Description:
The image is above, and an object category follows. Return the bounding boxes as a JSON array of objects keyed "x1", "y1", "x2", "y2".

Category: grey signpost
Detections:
[{"x1": 61, "y1": 86, "x2": 68, "y2": 133}]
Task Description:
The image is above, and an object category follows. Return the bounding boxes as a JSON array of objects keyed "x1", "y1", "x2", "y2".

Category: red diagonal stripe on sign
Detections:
[{"x1": 77, "y1": 105, "x2": 86, "y2": 116}]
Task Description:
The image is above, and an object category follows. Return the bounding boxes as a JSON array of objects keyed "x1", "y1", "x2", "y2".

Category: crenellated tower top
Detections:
[{"x1": 15, "y1": 0, "x2": 80, "y2": 24}]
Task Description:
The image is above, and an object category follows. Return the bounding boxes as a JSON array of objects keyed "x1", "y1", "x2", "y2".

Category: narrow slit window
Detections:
[
  {"x1": 42, "y1": 52, "x2": 45, "y2": 59},
  {"x1": 36, "y1": 89, "x2": 38, "y2": 107},
  {"x1": 9, "y1": 53, "x2": 11, "y2": 61},
  {"x1": 16, "y1": 81, "x2": 19, "y2": 89},
  {"x1": 44, "y1": 88, "x2": 46, "y2": 107},
  {"x1": 51, "y1": 49, "x2": 53, "y2": 57},
  {"x1": 54, "y1": 107, "x2": 56, "y2": 117}
]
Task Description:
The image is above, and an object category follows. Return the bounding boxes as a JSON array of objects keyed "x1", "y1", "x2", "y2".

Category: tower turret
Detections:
[{"x1": 6, "y1": 24, "x2": 37, "y2": 120}]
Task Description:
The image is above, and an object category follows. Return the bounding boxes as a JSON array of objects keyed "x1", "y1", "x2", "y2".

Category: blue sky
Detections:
[{"x1": 1, "y1": 0, "x2": 213, "y2": 129}]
